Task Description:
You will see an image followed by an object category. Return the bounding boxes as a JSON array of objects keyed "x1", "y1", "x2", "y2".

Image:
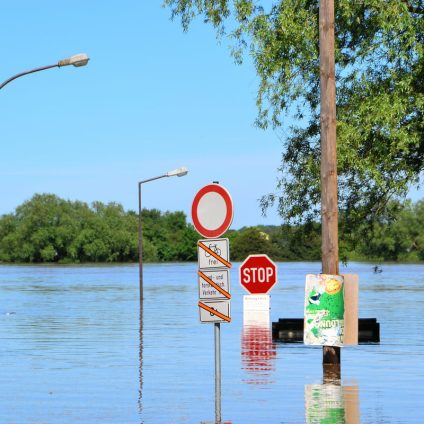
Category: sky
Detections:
[{"x1": 1, "y1": 2, "x2": 422, "y2": 229}]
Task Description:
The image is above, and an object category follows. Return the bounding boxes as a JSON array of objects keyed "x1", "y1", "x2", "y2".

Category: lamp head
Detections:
[
  {"x1": 167, "y1": 167, "x2": 189, "y2": 177},
  {"x1": 58, "y1": 53, "x2": 89, "y2": 68}
]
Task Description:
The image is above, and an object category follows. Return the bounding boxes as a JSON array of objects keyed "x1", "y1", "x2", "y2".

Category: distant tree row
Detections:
[
  {"x1": 230, "y1": 200, "x2": 424, "y2": 263},
  {"x1": 1, "y1": 194, "x2": 423, "y2": 264},
  {"x1": 0, "y1": 194, "x2": 197, "y2": 263}
]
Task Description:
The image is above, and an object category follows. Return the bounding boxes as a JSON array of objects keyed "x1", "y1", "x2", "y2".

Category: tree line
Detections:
[{"x1": 0, "y1": 194, "x2": 423, "y2": 264}]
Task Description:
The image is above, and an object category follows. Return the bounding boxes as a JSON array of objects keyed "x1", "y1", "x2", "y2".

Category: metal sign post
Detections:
[
  {"x1": 215, "y1": 322, "x2": 221, "y2": 423},
  {"x1": 192, "y1": 183, "x2": 234, "y2": 424}
]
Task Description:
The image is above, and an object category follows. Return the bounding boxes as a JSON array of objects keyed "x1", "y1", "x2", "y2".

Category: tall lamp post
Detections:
[
  {"x1": 0, "y1": 53, "x2": 89, "y2": 90},
  {"x1": 138, "y1": 167, "x2": 189, "y2": 300}
]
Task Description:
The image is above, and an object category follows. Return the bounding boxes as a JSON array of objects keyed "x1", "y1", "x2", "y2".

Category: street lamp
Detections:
[
  {"x1": 138, "y1": 167, "x2": 189, "y2": 300},
  {"x1": 0, "y1": 53, "x2": 89, "y2": 90}
]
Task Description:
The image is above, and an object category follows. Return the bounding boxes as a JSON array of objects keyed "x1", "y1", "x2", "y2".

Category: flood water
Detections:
[{"x1": 1, "y1": 262, "x2": 423, "y2": 423}]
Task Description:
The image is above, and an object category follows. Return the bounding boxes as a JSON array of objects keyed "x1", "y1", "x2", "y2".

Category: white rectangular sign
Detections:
[
  {"x1": 197, "y1": 238, "x2": 230, "y2": 270},
  {"x1": 198, "y1": 269, "x2": 230, "y2": 300},
  {"x1": 243, "y1": 295, "x2": 270, "y2": 326},
  {"x1": 243, "y1": 294, "x2": 270, "y2": 311},
  {"x1": 199, "y1": 300, "x2": 231, "y2": 323}
]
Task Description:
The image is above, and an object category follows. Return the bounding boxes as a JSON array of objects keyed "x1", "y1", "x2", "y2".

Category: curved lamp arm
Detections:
[{"x1": 0, "y1": 53, "x2": 89, "y2": 90}]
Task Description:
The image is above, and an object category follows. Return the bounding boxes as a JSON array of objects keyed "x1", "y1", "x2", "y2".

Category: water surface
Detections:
[{"x1": 1, "y1": 262, "x2": 423, "y2": 423}]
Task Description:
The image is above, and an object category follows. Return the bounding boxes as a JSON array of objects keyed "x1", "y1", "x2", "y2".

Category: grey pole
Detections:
[
  {"x1": 214, "y1": 322, "x2": 222, "y2": 424},
  {"x1": 138, "y1": 181, "x2": 144, "y2": 301},
  {"x1": 137, "y1": 174, "x2": 167, "y2": 301},
  {"x1": 0, "y1": 64, "x2": 58, "y2": 90},
  {"x1": 137, "y1": 168, "x2": 188, "y2": 302},
  {"x1": 212, "y1": 180, "x2": 222, "y2": 423}
]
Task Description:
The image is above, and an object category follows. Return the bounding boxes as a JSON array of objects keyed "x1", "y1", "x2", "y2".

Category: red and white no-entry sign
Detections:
[
  {"x1": 239, "y1": 254, "x2": 278, "y2": 294},
  {"x1": 191, "y1": 184, "x2": 233, "y2": 238}
]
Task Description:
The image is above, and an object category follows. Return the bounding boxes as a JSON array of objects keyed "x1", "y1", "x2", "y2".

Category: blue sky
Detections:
[{"x1": 1, "y1": 2, "x2": 422, "y2": 229}]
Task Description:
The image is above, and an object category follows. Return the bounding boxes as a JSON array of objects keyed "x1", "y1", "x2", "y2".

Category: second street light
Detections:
[
  {"x1": 0, "y1": 53, "x2": 89, "y2": 90},
  {"x1": 138, "y1": 167, "x2": 189, "y2": 300}
]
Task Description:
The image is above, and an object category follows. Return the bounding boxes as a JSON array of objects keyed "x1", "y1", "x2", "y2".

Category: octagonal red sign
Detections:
[{"x1": 239, "y1": 254, "x2": 278, "y2": 294}]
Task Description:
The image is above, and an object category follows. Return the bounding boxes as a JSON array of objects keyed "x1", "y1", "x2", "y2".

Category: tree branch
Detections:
[{"x1": 400, "y1": 0, "x2": 424, "y2": 15}]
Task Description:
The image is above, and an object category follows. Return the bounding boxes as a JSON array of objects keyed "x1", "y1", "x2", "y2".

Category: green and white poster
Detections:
[{"x1": 304, "y1": 274, "x2": 345, "y2": 346}]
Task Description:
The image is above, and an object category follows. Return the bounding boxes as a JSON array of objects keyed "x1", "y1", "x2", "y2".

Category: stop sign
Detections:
[{"x1": 239, "y1": 254, "x2": 278, "y2": 294}]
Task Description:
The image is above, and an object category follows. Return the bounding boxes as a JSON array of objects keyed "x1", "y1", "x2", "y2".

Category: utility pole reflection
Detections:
[{"x1": 305, "y1": 365, "x2": 359, "y2": 423}]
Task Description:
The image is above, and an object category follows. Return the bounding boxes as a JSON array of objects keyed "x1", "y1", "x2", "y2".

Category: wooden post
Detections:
[{"x1": 319, "y1": 0, "x2": 340, "y2": 365}]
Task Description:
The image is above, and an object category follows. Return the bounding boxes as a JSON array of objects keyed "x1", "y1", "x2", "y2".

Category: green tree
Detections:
[
  {"x1": 141, "y1": 208, "x2": 197, "y2": 262},
  {"x1": 0, "y1": 213, "x2": 18, "y2": 262},
  {"x1": 0, "y1": 194, "x2": 82, "y2": 262},
  {"x1": 354, "y1": 200, "x2": 424, "y2": 261},
  {"x1": 231, "y1": 226, "x2": 280, "y2": 260},
  {"x1": 0, "y1": 194, "x2": 141, "y2": 263},
  {"x1": 164, "y1": 0, "x2": 423, "y2": 229},
  {"x1": 273, "y1": 223, "x2": 322, "y2": 261}
]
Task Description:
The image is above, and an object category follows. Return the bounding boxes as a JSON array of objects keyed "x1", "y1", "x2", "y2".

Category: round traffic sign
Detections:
[
  {"x1": 239, "y1": 254, "x2": 278, "y2": 294},
  {"x1": 191, "y1": 184, "x2": 233, "y2": 238}
]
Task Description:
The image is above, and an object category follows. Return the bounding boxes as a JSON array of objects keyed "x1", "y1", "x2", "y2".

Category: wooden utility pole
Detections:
[{"x1": 319, "y1": 0, "x2": 340, "y2": 365}]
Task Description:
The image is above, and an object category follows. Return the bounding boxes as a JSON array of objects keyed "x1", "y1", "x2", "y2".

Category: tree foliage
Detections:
[
  {"x1": 230, "y1": 200, "x2": 424, "y2": 262},
  {"x1": 163, "y1": 0, "x2": 424, "y2": 227},
  {"x1": 352, "y1": 199, "x2": 424, "y2": 261},
  {"x1": 229, "y1": 226, "x2": 282, "y2": 260},
  {"x1": 0, "y1": 194, "x2": 198, "y2": 263}
]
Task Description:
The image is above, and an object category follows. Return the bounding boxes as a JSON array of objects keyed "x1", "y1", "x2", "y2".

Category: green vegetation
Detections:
[
  {"x1": 348, "y1": 199, "x2": 424, "y2": 262},
  {"x1": 163, "y1": 1, "x2": 424, "y2": 229},
  {"x1": 0, "y1": 194, "x2": 197, "y2": 264},
  {"x1": 1, "y1": 194, "x2": 424, "y2": 264}
]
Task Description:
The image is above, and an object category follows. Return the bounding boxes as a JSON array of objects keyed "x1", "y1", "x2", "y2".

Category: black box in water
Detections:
[{"x1": 272, "y1": 318, "x2": 380, "y2": 344}]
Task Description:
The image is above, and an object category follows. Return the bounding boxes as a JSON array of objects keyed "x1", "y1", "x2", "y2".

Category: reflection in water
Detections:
[
  {"x1": 241, "y1": 319, "x2": 277, "y2": 385},
  {"x1": 138, "y1": 302, "x2": 143, "y2": 414},
  {"x1": 306, "y1": 364, "x2": 359, "y2": 423},
  {"x1": 305, "y1": 381, "x2": 359, "y2": 424},
  {"x1": 201, "y1": 421, "x2": 232, "y2": 424}
]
